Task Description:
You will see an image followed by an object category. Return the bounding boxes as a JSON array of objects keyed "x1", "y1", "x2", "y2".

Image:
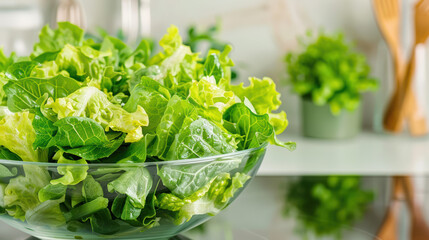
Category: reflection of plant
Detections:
[
  {"x1": 284, "y1": 176, "x2": 374, "y2": 239},
  {"x1": 285, "y1": 33, "x2": 378, "y2": 114},
  {"x1": 184, "y1": 22, "x2": 238, "y2": 80}
]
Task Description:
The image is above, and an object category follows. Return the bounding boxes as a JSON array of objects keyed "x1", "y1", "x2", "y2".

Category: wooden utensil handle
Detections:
[{"x1": 384, "y1": 46, "x2": 427, "y2": 133}]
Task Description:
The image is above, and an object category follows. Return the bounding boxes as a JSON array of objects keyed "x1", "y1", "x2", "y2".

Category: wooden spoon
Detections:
[
  {"x1": 373, "y1": 0, "x2": 423, "y2": 134},
  {"x1": 387, "y1": 0, "x2": 429, "y2": 135},
  {"x1": 402, "y1": 176, "x2": 429, "y2": 240},
  {"x1": 375, "y1": 176, "x2": 403, "y2": 240}
]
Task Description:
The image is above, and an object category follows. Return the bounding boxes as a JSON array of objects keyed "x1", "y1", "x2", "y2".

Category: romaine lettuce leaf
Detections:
[
  {"x1": 125, "y1": 77, "x2": 170, "y2": 133},
  {"x1": 5, "y1": 61, "x2": 39, "y2": 80},
  {"x1": 4, "y1": 75, "x2": 81, "y2": 112},
  {"x1": 25, "y1": 197, "x2": 65, "y2": 227},
  {"x1": 158, "y1": 158, "x2": 241, "y2": 199},
  {"x1": 107, "y1": 167, "x2": 153, "y2": 208},
  {"x1": 203, "y1": 54, "x2": 223, "y2": 83},
  {"x1": 45, "y1": 86, "x2": 148, "y2": 142},
  {"x1": 147, "y1": 95, "x2": 198, "y2": 159},
  {"x1": 38, "y1": 184, "x2": 67, "y2": 202},
  {"x1": 0, "y1": 146, "x2": 21, "y2": 161},
  {"x1": 165, "y1": 117, "x2": 238, "y2": 160}
]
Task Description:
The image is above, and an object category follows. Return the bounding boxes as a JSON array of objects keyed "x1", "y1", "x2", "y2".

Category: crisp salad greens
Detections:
[{"x1": 0, "y1": 22, "x2": 294, "y2": 235}]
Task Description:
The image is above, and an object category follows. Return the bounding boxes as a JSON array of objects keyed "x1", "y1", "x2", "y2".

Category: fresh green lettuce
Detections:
[{"x1": 0, "y1": 22, "x2": 295, "y2": 233}]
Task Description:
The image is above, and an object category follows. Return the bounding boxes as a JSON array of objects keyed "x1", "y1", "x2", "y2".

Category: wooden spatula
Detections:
[
  {"x1": 373, "y1": 0, "x2": 422, "y2": 134},
  {"x1": 387, "y1": 0, "x2": 429, "y2": 135}
]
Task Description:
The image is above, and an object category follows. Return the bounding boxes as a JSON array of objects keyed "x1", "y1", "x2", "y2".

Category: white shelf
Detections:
[{"x1": 258, "y1": 131, "x2": 429, "y2": 176}]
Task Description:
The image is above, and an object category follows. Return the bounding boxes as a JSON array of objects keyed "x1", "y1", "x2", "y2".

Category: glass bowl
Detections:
[{"x1": 0, "y1": 144, "x2": 267, "y2": 240}]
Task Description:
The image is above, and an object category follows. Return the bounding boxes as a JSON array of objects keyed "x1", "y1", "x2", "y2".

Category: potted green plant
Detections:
[{"x1": 285, "y1": 33, "x2": 378, "y2": 139}]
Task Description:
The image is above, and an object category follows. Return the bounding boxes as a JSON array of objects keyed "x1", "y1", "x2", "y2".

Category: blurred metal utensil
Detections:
[
  {"x1": 121, "y1": 0, "x2": 151, "y2": 45},
  {"x1": 56, "y1": 0, "x2": 86, "y2": 29}
]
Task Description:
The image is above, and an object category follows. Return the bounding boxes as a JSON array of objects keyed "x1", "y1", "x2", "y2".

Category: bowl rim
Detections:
[{"x1": 0, "y1": 143, "x2": 269, "y2": 167}]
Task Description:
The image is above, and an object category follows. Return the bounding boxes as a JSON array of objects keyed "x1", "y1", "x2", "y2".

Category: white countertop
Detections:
[{"x1": 258, "y1": 131, "x2": 429, "y2": 176}]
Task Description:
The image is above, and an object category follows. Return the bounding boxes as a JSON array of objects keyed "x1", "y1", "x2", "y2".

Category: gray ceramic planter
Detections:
[{"x1": 302, "y1": 99, "x2": 362, "y2": 139}]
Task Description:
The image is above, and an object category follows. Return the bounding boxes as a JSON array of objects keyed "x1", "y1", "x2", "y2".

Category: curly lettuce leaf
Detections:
[
  {"x1": 32, "y1": 22, "x2": 84, "y2": 57},
  {"x1": 4, "y1": 166, "x2": 50, "y2": 220},
  {"x1": 158, "y1": 172, "x2": 249, "y2": 225},
  {"x1": 149, "y1": 25, "x2": 199, "y2": 88},
  {"x1": 0, "y1": 112, "x2": 48, "y2": 162},
  {"x1": 229, "y1": 77, "x2": 288, "y2": 134},
  {"x1": 223, "y1": 103, "x2": 295, "y2": 151},
  {"x1": 128, "y1": 66, "x2": 163, "y2": 92},
  {"x1": 45, "y1": 86, "x2": 148, "y2": 142},
  {"x1": 188, "y1": 76, "x2": 235, "y2": 121},
  {"x1": 50, "y1": 151, "x2": 88, "y2": 186},
  {"x1": 125, "y1": 77, "x2": 170, "y2": 133}
]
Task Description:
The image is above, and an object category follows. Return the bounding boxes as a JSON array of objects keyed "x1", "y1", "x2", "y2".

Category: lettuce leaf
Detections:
[
  {"x1": 0, "y1": 112, "x2": 47, "y2": 162},
  {"x1": 45, "y1": 86, "x2": 148, "y2": 142},
  {"x1": 4, "y1": 75, "x2": 81, "y2": 112},
  {"x1": 107, "y1": 167, "x2": 153, "y2": 208},
  {"x1": 165, "y1": 118, "x2": 238, "y2": 160},
  {"x1": 50, "y1": 151, "x2": 88, "y2": 186},
  {"x1": 188, "y1": 76, "x2": 235, "y2": 121},
  {"x1": 158, "y1": 158, "x2": 241, "y2": 199},
  {"x1": 229, "y1": 77, "x2": 288, "y2": 134},
  {"x1": 149, "y1": 25, "x2": 199, "y2": 88},
  {"x1": 157, "y1": 172, "x2": 250, "y2": 225},
  {"x1": 223, "y1": 103, "x2": 295, "y2": 151},
  {"x1": 25, "y1": 197, "x2": 66, "y2": 227},
  {"x1": 124, "y1": 77, "x2": 170, "y2": 133},
  {"x1": 147, "y1": 95, "x2": 198, "y2": 159},
  {"x1": 32, "y1": 22, "x2": 84, "y2": 57},
  {"x1": 4, "y1": 166, "x2": 50, "y2": 220}
]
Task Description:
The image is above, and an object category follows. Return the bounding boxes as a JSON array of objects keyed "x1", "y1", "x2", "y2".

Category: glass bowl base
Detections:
[{"x1": 25, "y1": 235, "x2": 191, "y2": 240}]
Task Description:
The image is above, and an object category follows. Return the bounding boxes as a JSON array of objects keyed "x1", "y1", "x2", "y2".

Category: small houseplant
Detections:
[{"x1": 285, "y1": 33, "x2": 378, "y2": 139}]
